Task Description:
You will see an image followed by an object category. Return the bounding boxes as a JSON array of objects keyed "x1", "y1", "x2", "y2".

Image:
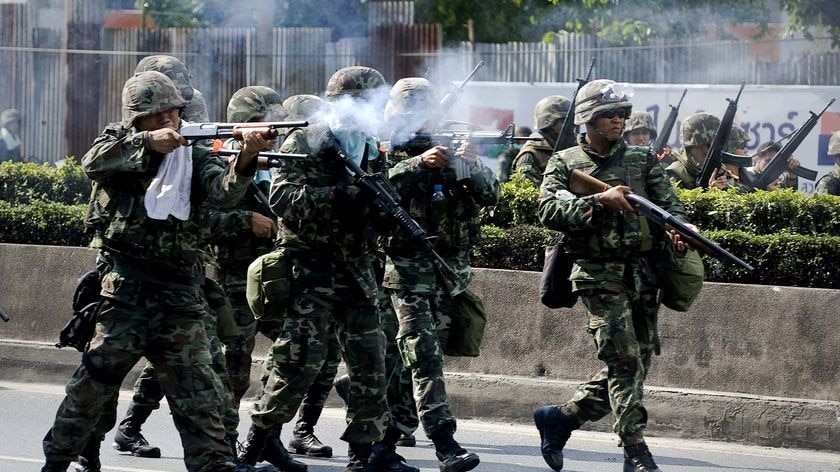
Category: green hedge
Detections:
[
  {"x1": 0, "y1": 200, "x2": 89, "y2": 247},
  {"x1": 0, "y1": 160, "x2": 90, "y2": 205}
]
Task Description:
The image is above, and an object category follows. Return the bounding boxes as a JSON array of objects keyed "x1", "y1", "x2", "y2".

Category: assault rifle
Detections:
[
  {"x1": 440, "y1": 60, "x2": 485, "y2": 116},
  {"x1": 180, "y1": 121, "x2": 308, "y2": 142},
  {"x1": 696, "y1": 83, "x2": 745, "y2": 189},
  {"x1": 653, "y1": 89, "x2": 687, "y2": 158},
  {"x1": 569, "y1": 169, "x2": 754, "y2": 271},
  {"x1": 421, "y1": 122, "x2": 537, "y2": 149},
  {"x1": 216, "y1": 149, "x2": 308, "y2": 169},
  {"x1": 553, "y1": 57, "x2": 597, "y2": 153},
  {"x1": 322, "y1": 132, "x2": 462, "y2": 291},
  {"x1": 743, "y1": 99, "x2": 833, "y2": 190}
]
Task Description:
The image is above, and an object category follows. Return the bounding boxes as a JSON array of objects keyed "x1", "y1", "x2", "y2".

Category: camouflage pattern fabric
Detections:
[
  {"x1": 680, "y1": 112, "x2": 719, "y2": 147},
  {"x1": 184, "y1": 89, "x2": 210, "y2": 122},
  {"x1": 538, "y1": 135, "x2": 686, "y2": 446},
  {"x1": 324, "y1": 66, "x2": 386, "y2": 100},
  {"x1": 121, "y1": 71, "x2": 187, "y2": 128},
  {"x1": 283, "y1": 94, "x2": 325, "y2": 121},
  {"x1": 511, "y1": 132, "x2": 555, "y2": 187},
  {"x1": 574, "y1": 79, "x2": 633, "y2": 125},
  {"x1": 227, "y1": 86, "x2": 287, "y2": 123},
  {"x1": 829, "y1": 131, "x2": 840, "y2": 156},
  {"x1": 815, "y1": 164, "x2": 840, "y2": 196},
  {"x1": 623, "y1": 112, "x2": 657, "y2": 139},
  {"x1": 378, "y1": 285, "x2": 420, "y2": 436},
  {"x1": 134, "y1": 55, "x2": 195, "y2": 102},
  {"x1": 725, "y1": 126, "x2": 749, "y2": 153},
  {"x1": 383, "y1": 77, "x2": 441, "y2": 125},
  {"x1": 533, "y1": 95, "x2": 571, "y2": 130},
  {"x1": 666, "y1": 147, "x2": 747, "y2": 191}
]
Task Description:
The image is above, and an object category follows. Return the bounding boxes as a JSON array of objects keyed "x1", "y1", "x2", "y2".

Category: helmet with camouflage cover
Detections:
[
  {"x1": 226, "y1": 86, "x2": 287, "y2": 123},
  {"x1": 827, "y1": 130, "x2": 840, "y2": 156},
  {"x1": 383, "y1": 77, "x2": 440, "y2": 123},
  {"x1": 324, "y1": 66, "x2": 386, "y2": 101},
  {"x1": 134, "y1": 55, "x2": 194, "y2": 101},
  {"x1": 574, "y1": 79, "x2": 633, "y2": 125},
  {"x1": 121, "y1": 71, "x2": 187, "y2": 128},
  {"x1": 623, "y1": 111, "x2": 657, "y2": 139},
  {"x1": 183, "y1": 88, "x2": 208, "y2": 122},
  {"x1": 681, "y1": 112, "x2": 720, "y2": 147},
  {"x1": 533, "y1": 95, "x2": 571, "y2": 130},
  {"x1": 282, "y1": 94, "x2": 325, "y2": 121},
  {"x1": 725, "y1": 126, "x2": 749, "y2": 152}
]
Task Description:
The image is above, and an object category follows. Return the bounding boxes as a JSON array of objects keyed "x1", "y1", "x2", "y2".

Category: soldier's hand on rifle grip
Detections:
[
  {"x1": 455, "y1": 142, "x2": 479, "y2": 167},
  {"x1": 787, "y1": 156, "x2": 800, "y2": 170},
  {"x1": 668, "y1": 223, "x2": 698, "y2": 254},
  {"x1": 596, "y1": 185, "x2": 636, "y2": 213},
  {"x1": 250, "y1": 212, "x2": 278, "y2": 239},
  {"x1": 709, "y1": 168, "x2": 730, "y2": 190},
  {"x1": 149, "y1": 128, "x2": 187, "y2": 154},
  {"x1": 420, "y1": 146, "x2": 450, "y2": 169}
]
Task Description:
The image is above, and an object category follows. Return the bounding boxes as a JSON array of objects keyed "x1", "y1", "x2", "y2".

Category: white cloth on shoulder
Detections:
[{"x1": 144, "y1": 144, "x2": 193, "y2": 220}]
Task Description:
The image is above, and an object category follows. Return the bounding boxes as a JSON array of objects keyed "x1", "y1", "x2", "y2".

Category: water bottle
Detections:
[{"x1": 431, "y1": 184, "x2": 446, "y2": 202}]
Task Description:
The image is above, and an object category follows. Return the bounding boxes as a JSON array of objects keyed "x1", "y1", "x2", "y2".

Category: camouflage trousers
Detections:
[
  {"x1": 389, "y1": 285, "x2": 455, "y2": 438},
  {"x1": 42, "y1": 271, "x2": 235, "y2": 472},
  {"x1": 566, "y1": 258, "x2": 660, "y2": 446},
  {"x1": 223, "y1": 293, "x2": 258, "y2": 412},
  {"x1": 378, "y1": 288, "x2": 419, "y2": 436},
  {"x1": 250, "y1": 257, "x2": 389, "y2": 443}
]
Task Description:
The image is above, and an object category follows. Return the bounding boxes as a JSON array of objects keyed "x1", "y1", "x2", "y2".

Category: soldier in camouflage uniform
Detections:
[
  {"x1": 534, "y1": 79, "x2": 697, "y2": 472},
  {"x1": 623, "y1": 112, "x2": 656, "y2": 147},
  {"x1": 497, "y1": 125, "x2": 531, "y2": 183},
  {"x1": 741, "y1": 140, "x2": 802, "y2": 191},
  {"x1": 512, "y1": 95, "x2": 572, "y2": 187},
  {"x1": 41, "y1": 71, "x2": 264, "y2": 472},
  {"x1": 238, "y1": 66, "x2": 399, "y2": 472},
  {"x1": 815, "y1": 131, "x2": 840, "y2": 195},
  {"x1": 380, "y1": 77, "x2": 497, "y2": 472},
  {"x1": 665, "y1": 113, "x2": 740, "y2": 190}
]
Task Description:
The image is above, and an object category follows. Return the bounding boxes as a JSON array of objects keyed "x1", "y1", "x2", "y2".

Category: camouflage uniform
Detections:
[
  {"x1": 512, "y1": 95, "x2": 571, "y2": 187},
  {"x1": 42, "y1": 71, "x2": 254, "y2": 472},
  {"x1": 815, "y1": 131, "x2": 840, "y2": 196},
  {"x1": 623, "y1": 112, "x2": 657, "y2": 146},
  {"x1": 666, "y1": 113, "x2": 744, "y2": 190},
  {"x1": 535, "y1": 79, "x2": 687, "y2": 472}
]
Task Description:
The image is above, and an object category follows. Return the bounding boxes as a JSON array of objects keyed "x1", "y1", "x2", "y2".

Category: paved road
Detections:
[{"x1": 2, "y1": 381, "x2": 839, "y2": 472}]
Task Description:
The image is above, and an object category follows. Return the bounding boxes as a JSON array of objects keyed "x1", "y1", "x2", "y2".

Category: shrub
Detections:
[
  {"x1": 479, "y1": 172, "x2": 541, "y2": 228},
  {"x1": 0, "y1": 160, "x2": 90, "y2": 205},
  {"x1": 0, "y1": 200, "x2": 89, "y2": 247},
  {"x1": 472, "y1": 224, "x2": 558, "y2": 271}
]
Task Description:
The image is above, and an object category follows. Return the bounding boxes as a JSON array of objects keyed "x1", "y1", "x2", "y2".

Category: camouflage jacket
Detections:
[
  {"x1": 83, "y1": 123, "x2": 252, "y2": 279},
  {"x1": 815, "y1": 165, "x2": 840, "y2": 196},
  {"x1": 270, "y1": 125, "x2": 384, "y2": 263},
  {"x1": 665, "y1": 147, "x2": 747, "y2": 191},
  {"x1": 512, "y1": 132, "x2": 554, "y2": 187},
  {"x1": 382, "y1": 146, "x2": 499, "y2": 295},
  {"x1": 539, "y1": 136, "x2": 686, "y2": 280}
]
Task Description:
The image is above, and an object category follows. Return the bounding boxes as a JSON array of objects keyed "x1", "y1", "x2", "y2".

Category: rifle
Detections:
[
  {"x1": 569, "y1": 169, "x2": 754, "y2": 271},
  {"x1": 439, "y1": 60, "x2": 485, "y2": 116},
  {"x1": 696, "y1": 82, "x2": 745, "y2": 189},
  {"x1": 744, "y1": 99, "x2": 834, "y2": 190},
  {"x1": 180, "y1": 121, "x2": 308, "y2": 142},
  {"x1": 322, "y1": 132, "x2": 462, "y2": 291},
  {"x1": 422, "y1": 123, "x2": 537, "y2": 149},
  {"x1": 552, "y1": 57, "x2": 597, "y2": 154},
  {"x1": 653, "y1": 89, "x2": 687, "y2": 158},
  {"x1": 216, "y1": 149, "x2": 308, "y2": 169}
]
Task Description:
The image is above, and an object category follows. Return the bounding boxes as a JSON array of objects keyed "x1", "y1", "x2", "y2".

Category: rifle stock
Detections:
[
  {"x1": 653, "y1": 89, "x2": 687, "y2": 157},
  {"x1": 697, "y1": 82, "x2": 745, "y2": 189},
  {"x1": 568, "y1": 169, "x2": 753, "y2": 271},
  {"x1": 553, "y1": 57, "x2": 597, "y2": 154}
]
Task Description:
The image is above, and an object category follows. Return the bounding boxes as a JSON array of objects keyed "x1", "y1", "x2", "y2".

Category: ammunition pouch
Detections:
[
  {"x1": 246, "y1": 248, "x2": 292, "y2": 323},
  {"x1": 657, "y1": 242, "x2": 705, "y2": 312},
  {"x1": 444, "y1": 288, "x2": 487, "y2": 357}
]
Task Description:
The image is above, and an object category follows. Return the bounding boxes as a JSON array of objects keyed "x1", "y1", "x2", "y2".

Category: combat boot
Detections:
[
  {"x1": 533, "y1": 404, "x2": 581, "y2": 471},
  {"x1": 395, "y1": 434, "x2": 415, "y2": 447},
  {"x1": 75, "y1": 437, "x2": 101, "y2": 472},
  {"x1": 369, "y1": 428, "x2": 419, "y2": 472},
  {"x1": 346, "y1": 442, "x2": 373, "y2": 472},
  {"x1": 237, "y1": 424, "x2": 272, "y2": 466},
  {"x1": 430, "y1": 426, "x2": 479, "y2": 472},
  {"x1": 287, "y1": 400, "x2": 333, "y2": 457},
  {"x1": 41, "y1": 461, "x2": 70, "y2": 472},
  {"x1": 262, "y1": 429, "x2": 307, "y2": 472},
  {"x1": 333, "y1": 374, "x2": 350, "y2": 406},
  {"x1": 623, "y1": 443, "x2": 662, "y2": 472},
  {"x1": 112, "y1": 403, "x2": 161, "y2": 458}
]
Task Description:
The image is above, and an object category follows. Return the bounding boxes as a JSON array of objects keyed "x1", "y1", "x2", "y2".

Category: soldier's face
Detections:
[
  {"x1": 626, "y1": 129, "x2": 651, "y2": 146},
  {"x1": 136, "y1": 108, "x2": 181, "y2": 132},
  {"x1": 592, "y1": 110, "x2": 627, "y2": 141}
]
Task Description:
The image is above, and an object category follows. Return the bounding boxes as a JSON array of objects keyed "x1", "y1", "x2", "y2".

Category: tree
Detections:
[{"x1": 780, "y1": 0, "x2": 840, "y2": 47}]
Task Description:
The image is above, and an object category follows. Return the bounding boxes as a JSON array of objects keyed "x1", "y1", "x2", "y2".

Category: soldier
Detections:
[
  {"x1": 815, "y1": 131, "x2": 840, "y2": 195},
  {"x1": 380, "y1": 77, "x2": 496, "y2": 472},
  {"x1": 665, "y1": 113, "x2": 735, "y2": 190},
  {"x1": 534, "y1": 79, "x2": 697, "y2": 472},
  {"x1": 41, "y1": 71, "x2": 262, "y2": 472},
  {"x1": 497, "y1": 125, "x2": 531, "y2": 183},
  {"x1": 623, "y1": 111, "x2": 657, "y2": 147},
  {"x1": 238, "y1": 66, "x2": 398, "y2": 472},
  {"x1": 512, "y1": 95, "x2": 572, "y2": 187},
  {"x1": 0, "y1": 108, "x2": 22, "y2": 162},
  {"x1": 743, "y1": 140, "x2": 802, "y2": 191}
]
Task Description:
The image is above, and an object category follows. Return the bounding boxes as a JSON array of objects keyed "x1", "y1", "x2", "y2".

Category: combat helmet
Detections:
[
  {"x1": 134, "y1": 55, "x2": 194, "y2": 101},
  {"x1": 182, "y1": 88, "x2": 209, "y2": 123},
  {"x1": 681, "y1": 113, "x2": 720, "y2": 147},
  {"x1": 282, "y1": 94, "x2": 325, "y2": 121},
  {"x1": 829, "y1": 130, "x2": 840, "y2": 156},
  {"x1": 574, "y1": 79, "x2": 633, "y2": 125},
  {"x1": 533, "y1": 95, "x2": 571, "y2": 130},
  {"x1": 383, "y1": 77, "x2": 440, "y2": 123},
  {"x1": 227, "y1": 86, "x2": 287, "y2": 123},
  {"x1": 121, "y1": 71, "x2": 186, "y2": 128},
  {"x1": 725, "y1": 126, "x2": 749, "y2": 153},
  {"x1": 324, "y1": 66, "x2": 386, "y2": 101},
  {"x1": 624, "y1": 112, "x2": 657, "y2": 140}
]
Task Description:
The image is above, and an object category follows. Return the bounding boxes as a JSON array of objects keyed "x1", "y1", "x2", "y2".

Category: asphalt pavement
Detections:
[{"x1": 2, "y1": 381, "x2": 839, "y2": 472}]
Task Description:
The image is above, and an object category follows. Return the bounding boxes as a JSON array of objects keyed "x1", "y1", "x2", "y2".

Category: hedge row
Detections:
[
  {"x1": 0, "y1": 160, "x2": 90, "y2": 205},
  {"x1": 0, "y1": 201, "x2": 89, "y2": 247}
]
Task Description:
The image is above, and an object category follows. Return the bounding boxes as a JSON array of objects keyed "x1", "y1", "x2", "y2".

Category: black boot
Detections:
[
  {"x1": 369, "y1": 429, "x2": 419, "y2": 472},
  {"x1": 430, "y1": 427, "x2": 479, "y2": 472},
  {"x1": 263, "y1": 428, "x2": 308, "y2": 472},
  {"x1": 227, "y1": 433, "x2": 240, "y2": 457},
  {"x1": 623, "y1": 443, "x2": 662, "y2": 472},
  {"x1": 237, "y1": 424, "x2": 272, "y2": 466},
  {"x1": 75, "y1": 437, "x2": 101, "y2": 472},
  {"x1": 533, "y1": 405, "x2": 580, "y2": 471},
  {"x1": 112, "y1": 403, "x2": 161, "y2": 458},
  {"x1": 346, "y1": 442, "x2": 373, "y2": 472},
  {"x1": 288, "y1": 404, "x2": 333, "y2": 457},
  {"x1": 41, "y1": 461, "x2": 70, "y2": 472},
  {"x1": 334, "y1": 374, "x2": 350, "y2": 406},
  {"x1": 395, "y1": 434, "x2": 415, "y2": 447}
]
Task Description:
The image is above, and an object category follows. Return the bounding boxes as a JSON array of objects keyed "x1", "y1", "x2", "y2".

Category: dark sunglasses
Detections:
[{"x1": 595, "y1": 108, "x2": 630, "y2": 120}]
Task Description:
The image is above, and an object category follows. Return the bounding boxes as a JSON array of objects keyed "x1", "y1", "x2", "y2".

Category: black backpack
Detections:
[{"x1": 56, "y1": 260, "x2": 109, "y2": 352}]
